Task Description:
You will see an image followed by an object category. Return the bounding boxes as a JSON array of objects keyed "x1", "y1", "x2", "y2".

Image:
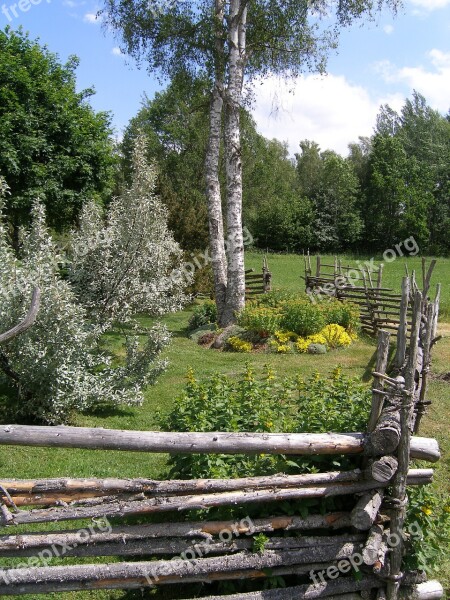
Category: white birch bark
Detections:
[
  {"x1": 221, "y1": 0, "x2": 247, "y2": 325},
  {"x1": 205, "y1": 0, "x2": 227, "y2": 317}
]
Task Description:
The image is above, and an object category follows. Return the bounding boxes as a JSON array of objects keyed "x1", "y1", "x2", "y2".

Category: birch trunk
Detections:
[
  {"x1": 221, "y1": 0, "x2": 247, "y2": 325},
  {"x1": 205, "y1": 0, "x2": 227, "y2": 318}
]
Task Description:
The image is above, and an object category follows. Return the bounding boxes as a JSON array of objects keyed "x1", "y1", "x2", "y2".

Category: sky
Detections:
[{"x1": 1, "y1": 0, "x2": 449, "y2": 156}]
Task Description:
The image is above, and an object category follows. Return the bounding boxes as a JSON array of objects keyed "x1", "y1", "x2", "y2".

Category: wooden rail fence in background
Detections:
[{"x1": 303, "y1": 254, "x2": 438, "y2": 338}]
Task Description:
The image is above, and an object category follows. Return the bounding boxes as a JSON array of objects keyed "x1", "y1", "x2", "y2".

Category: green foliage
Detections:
[
  {"x1": 0, "y1": 27, "x2": 116, "y2": 234},
  {"x1": 252, "y1": 533, "x2": 270, "y2": 554},
  {"x1": 121, "y1": 73, "x2": 210, "y2": 252},
  {"x1": 318, "y1": 298, "x2": 360, "y2": 334},
  {"x1": 280, "y1": 300, "x2": 325, "y2": 336},
  {"x1": 405, "y1": 486, "x2": 450, "y2": 575},
  {"x1": 237, "y1": 306, "x2": 283, "y2": 336},
  {"x1": 188, "y1": 300, "x2": 218, "y2": 331},
  {"x1": 160, "y1": 365, "x2": 370, "y2": 480},
  {"x1": 0, "y1": 198, "x2": 170, "y2": 424},
  {"x1": 69, "y1": 136, "x2": 189, "y2": 327}
]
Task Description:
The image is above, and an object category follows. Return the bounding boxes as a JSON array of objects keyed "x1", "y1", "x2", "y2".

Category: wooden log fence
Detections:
[
  {"x1": 245, "y1": 256, "x2": 271, "y2": 299},
  {"x1": 0, "y1": 270, "x2": 443, "y2": 598},
  {"x1": 304, "y1": 254, "x2": 437, "y2": 336}
]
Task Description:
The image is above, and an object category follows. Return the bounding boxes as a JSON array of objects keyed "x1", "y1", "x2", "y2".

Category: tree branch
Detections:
[{"x1": 0, "y1": 287, "x2": 41, "y2": 344}]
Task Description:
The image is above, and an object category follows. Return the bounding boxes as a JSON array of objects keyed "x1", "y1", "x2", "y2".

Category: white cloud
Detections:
[
  {"x1": 375, "y1": 50, "x2": 450, "y2": 113},
  {"x1": 383, "y1": 24, "x2": 394, "y2": 34},
  {"x1": 112, "y1": 47, "x2": 124, "y2": 56},
  {"x1": 251, "y1": 74, "x2": 403, "y2": 156},
  {"x1": 83, "y1": 12, "x2": 100, "y2": 23},
  {"x1": 408, "y1": 0, "x2": 450, "y2": 10}
]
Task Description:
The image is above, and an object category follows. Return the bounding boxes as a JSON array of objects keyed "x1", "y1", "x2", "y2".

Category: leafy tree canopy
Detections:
[{"x1": 0, "y1": 26, "x2": 116, "y2": 234}]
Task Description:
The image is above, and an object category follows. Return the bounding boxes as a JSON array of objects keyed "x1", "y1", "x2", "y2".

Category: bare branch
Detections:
[{"x1": 0, "y1": 287, "x2": 41, "y2": 344}]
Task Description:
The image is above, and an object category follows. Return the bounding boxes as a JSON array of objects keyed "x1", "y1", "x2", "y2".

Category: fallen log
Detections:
[{"x1": 0, "y1": 470, "x2": 433, "y2": 526}]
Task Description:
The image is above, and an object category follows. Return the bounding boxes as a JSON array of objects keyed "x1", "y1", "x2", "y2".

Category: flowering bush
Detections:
[
  {"x1": 69, "y1": 136, "x2": 189, "y2": 327},
  {"x1": 160, "y1": 365, "x2": 370, "y2": 480},
  {"x1": 226, "y1": 336, "x2": 253, "y2": 353},
  {"x1": 280, "y1": 300, "x2": 325, "y2": 336},
  {"x1": 0, "y1": 198, "x2": 171, "y2": 423},
  {"x1": 320, "y1": 324, "x2": 353, "y2": 348}
]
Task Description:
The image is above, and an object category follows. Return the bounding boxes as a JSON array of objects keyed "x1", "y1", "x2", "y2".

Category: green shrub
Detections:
[
  {"x1": 188, "y1": 300, "x2": 217, "y2": 331},
  {"x1": 280, "y1": 300, "x2": 325, "y2": 336},
  {"x1": 318, "y1": 299, "x2": 360, "y2": 334},
  {"x1": 404, "y1": 486, "x2": 450, "y2": 576},
  {"x1": 160, "y1": 365, "x2": 370, "y2": 480},
  {"x1": 248, "y1": 289, "x2": 298, "y2": 308},
  {"x1": 236, "y1": 306, "x2": 282, "y2": 335}
]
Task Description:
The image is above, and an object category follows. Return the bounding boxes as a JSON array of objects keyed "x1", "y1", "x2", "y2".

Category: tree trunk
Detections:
[
  {"x1": 205, "y1": 0, "x2": 227, "y2": 320},
  {"x1": 220, "y1": 0, "x2": 247, "y2": 325}
]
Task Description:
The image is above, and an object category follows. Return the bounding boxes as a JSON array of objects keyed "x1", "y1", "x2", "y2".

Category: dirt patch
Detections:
[{"x1": 431, "y1": 371, "x2": 450, "y2": 383}]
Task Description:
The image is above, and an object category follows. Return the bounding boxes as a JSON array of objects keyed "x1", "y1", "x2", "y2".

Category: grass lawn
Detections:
[{"x1": 0, "y1": 252, "x2": 449, "y2": 599}]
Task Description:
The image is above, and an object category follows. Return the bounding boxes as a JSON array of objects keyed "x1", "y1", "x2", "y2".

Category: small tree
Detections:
[
  {"x1": 69, "y1": 136, "x2": 190, "y2": 327},
  {"x1": 0, "y1": 179, "x2": 171, "y2": 424}
]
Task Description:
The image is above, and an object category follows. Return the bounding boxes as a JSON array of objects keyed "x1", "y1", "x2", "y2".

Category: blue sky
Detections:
[{"x1": 2, "y1": 0, "x2": 449, "y2": 155}]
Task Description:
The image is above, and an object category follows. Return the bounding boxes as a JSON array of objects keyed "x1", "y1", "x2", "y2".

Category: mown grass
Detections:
[{"x1": 0, "y1": 251, "x2": 449, "y2": 599}]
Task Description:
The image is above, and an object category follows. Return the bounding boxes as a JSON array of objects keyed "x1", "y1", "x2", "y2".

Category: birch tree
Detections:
[{"x1": 102, "y1": 0, "x2": 399, "y2": 325}]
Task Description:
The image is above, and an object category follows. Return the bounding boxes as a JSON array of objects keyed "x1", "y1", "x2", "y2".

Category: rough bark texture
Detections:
[
  {"x1": 0, "y1": 470, "x2": 431, "y2": 526},
  {"x1": 0, "y1": 545, "x2": 366, "y2": 594},
  {"x1": 205, "y1": 0, "x2": 227, "y2": 320},
  {"x1": 387, "y1": 290, "x2": 423, "y2": 600},
  {"x1": 0, "y1": 287, "x2": 40, "y2": 344},
  {"x1": 0, "y1": 426, "x2": 366, "y2": 454},
  {"x1": 221, "y1": 0, "x2": 247, "y2": 325},
  {"x1": 368, "y1": 330, "x2": 391, "y2": 432},
  {"x1": 350, "y1": 489, "x2": 384, "y2": 530}
]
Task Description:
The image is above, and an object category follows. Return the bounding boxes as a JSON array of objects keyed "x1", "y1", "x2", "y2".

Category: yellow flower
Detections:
[
  {"x1": 265, "y1": 421, "x2": 273, "y2": 428},
  {"x1": 421, "y1": 506, "x2": 433, "y2": 516}
]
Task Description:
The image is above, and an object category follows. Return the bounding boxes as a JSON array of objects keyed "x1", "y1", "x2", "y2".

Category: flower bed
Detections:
[{"x1": 189, "y1": 292, "x2": 360, "y2": 354}]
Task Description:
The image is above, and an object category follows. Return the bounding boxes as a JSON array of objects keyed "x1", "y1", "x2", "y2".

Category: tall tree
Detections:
[
  {"x1": 369, "y1": 92, "x2": 450, "y2": 253},
  {"x1": 102, "y1": 0, "x2": 400, "y2": 325},
  {"x1": 364, "y1": 134, "x2": 431, "y2": 249},
  {"x1": 121, "y1": 73, "x2": 211, "y2": 251},
  {"x1": 0, "y1": 27, "x2": 116, "y2": 236}
]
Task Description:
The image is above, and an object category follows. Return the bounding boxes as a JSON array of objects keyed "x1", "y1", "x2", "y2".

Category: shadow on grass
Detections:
[{"x1": 361, "y1": 333, "x2": 397, "y2": 383}]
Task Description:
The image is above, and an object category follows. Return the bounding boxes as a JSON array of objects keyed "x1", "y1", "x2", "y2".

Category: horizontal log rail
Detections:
[
  {"x1": 0, "y1": 426, "x2": 440, "y2": 461},
  {"x1": 0, "y1": 544, "x2": 368, "y2": 594},
  {"x1": 0, "y1": 470, "x2": 366, "y2": 503},
  {"x1": 0, "y1": 512, "x2": 352, "y2": 554},
  {"x1": 0, "y1": 470, "x2": 433, "y2": 526}
]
